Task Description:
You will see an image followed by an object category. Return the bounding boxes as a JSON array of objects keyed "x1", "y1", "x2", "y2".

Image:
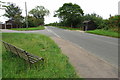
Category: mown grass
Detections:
[
  {"x1": 86, "y1": 29, "x2": 120, "y2": 38},
  {"x1": 53, "y1": 26, "x2": 81, "y2": 30},
  {"x1": 2, "y1": 33, "x2": 79, "y2": 78},
  {"x1": 10, "y1": 26, "x2": 45, "y2": 31}
]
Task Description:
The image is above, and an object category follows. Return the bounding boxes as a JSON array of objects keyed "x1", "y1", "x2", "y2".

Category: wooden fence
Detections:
[{"x1": 2, "y1": 41, "x2": 44, "y2": 64}]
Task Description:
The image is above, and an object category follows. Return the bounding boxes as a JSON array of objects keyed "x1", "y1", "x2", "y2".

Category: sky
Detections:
[{"x1": 0, "y1": 0, "x2": 119, "y2": 24}]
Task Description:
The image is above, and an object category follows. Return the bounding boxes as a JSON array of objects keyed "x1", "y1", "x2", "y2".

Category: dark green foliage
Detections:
[
  {"x1": 83, "y1": 13, "x2": 103, "y2": 29},
  {"x1": 108, "y1": 15, "x2": 120, "y2": 32},
  {"x1": 29, "y1": 6, "x2": 50, "y2": 25},
  {"x1": 109, "y1": 15, "x2": 120, "y2": 27},
  {"x1": 3, "y1": 3, "x2": 23, "y2": 27},
  {"x1": 97, "y1": 15, "x2": 120, "y2": 32},
  {"x1": 84, "y1": 14, "x2": 120, "y2": 32},
  {"x1": 27, "y1": 16, "x2": 44, "y2": 27},
  {"x1": 54, "y1": 3, "x2": 84, "y2": 28},
  {"x1": 29, "y1": 6, "x2": 49, "y2": 19},
  {"x1": 99, "y1": 19, "x2": 109, "y2": 30},
  {"x1": 3, "y1": 3, "x2": 22, "y2": 20}
]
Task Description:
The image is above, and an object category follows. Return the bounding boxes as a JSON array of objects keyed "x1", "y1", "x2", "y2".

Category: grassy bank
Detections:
[
  {"x1": 2, "y1": 33, "x2": 78, "y2": 78},
  {"x1": 86, "y1": 29, "x2": 120, "y2": 38},
  {"x1": 10, "y1": 26, "x2": 45, "y2": 31},
  {"x1": 53, "y1": 26, "x2": 81, "y2": 30}
]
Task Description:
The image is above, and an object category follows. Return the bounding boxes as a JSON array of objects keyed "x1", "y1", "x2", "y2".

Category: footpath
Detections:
[{"x1": 52, "y1": 37, "x2": 118, "y2": 78}]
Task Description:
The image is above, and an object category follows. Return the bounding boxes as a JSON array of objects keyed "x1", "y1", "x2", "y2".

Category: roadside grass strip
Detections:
[
  {"x1": 10, "y1": 26, "x2": 45, "y2": 31},
  {"x1": 86, "y1": 29, "x2": 120, "y2": 38},
  {"x1": 2, "y1": 33, "x2": 78, "y2": 78}
]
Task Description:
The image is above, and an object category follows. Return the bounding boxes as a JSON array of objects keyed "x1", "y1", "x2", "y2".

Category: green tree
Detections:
[
  {"x1": 3, "y1": 3, "x2": 23, "y2": 27},
  {"x1": 108, "y1": 15, "x2": 120, "y2": 32},
  {"x1": 109, "y1": 15, "x2": 120, "y2": 28},
  {"x1": 14, "y1": 14, "x2": 24, "y2": 28},
  {"x1": 3, "y1": 3, "x2": 22, "y2": 20},
  {"x1": 54, "y1": 3, "x2": 84, "y2": 28},
  {"x1": 29, "y1": 6, "x2": 50, "y2": 24},
  {"x1": 27, "y1": 16, "x2": 44, "y2": 27}
]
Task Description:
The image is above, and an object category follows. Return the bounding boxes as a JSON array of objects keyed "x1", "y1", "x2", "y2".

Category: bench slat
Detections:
[
  {"x1": 16, "y1": 49, "x2": 28, "y2": 60},
  {"x1": 9, "y1": 44, "x2": 18, "y2": 55},
  {"x1": 2, "y1": 41, "x2": 44, "y2": 64}
]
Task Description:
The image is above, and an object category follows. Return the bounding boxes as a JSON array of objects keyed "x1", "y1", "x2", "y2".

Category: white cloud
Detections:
[{"x1": 0, "y1": 0, "x2": 119, "y2": 24}]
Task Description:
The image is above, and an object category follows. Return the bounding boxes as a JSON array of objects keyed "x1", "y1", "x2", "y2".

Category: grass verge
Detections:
[
  {"x1": 53, "y1": 26, "x2": 81, "y2": 30},
  {"x1": 2, "y1": 33, "x2": 78, "y2": 78},
  {"x1": 86, "y1": 29, "x2": 120, "y2": 38},
  {"x1": 10, "y1": 26, "x2": 45, "y2": 31}
]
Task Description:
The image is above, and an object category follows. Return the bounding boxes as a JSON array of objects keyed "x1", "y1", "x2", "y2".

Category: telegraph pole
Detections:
[{"x1": 25, "y1": 2, "x2": 28, "y2": 28}]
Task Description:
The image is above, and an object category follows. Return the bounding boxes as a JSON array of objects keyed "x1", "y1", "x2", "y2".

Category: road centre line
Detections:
[{"x1": 45, "y1": 27, "x2": 61, "y2": 38}]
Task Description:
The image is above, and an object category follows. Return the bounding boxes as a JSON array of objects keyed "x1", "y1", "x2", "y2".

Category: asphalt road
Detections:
[
  {"x1": 41, "y1": 26, "x2": 118, "y2": 68},
  {"x1": 1, "y1": 26, "x2": 118, "y2": 68}
]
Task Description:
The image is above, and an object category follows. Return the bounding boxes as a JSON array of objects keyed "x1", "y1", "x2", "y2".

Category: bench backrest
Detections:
[{"x1": 2, "y1": 41, "x2": 44, "y2": 64}]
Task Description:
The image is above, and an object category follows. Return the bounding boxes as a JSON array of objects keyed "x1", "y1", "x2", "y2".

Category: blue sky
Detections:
[{"x1": 0, "y1": 0, "x2": 119, "y2": 24}]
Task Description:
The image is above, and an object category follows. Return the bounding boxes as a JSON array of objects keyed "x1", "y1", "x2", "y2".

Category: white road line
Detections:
[
  {"x1": 51, "y1": 30, "x2": 61, "y2": 38},
  {"x1": 47, "y1": 29, "x2": 51, "y2": 32},
  {"x1": 46, "y1": 27, "x2": 61, "y2": 38},
  {"x1": 45, "y1": 26, "x2": 47, "y2": 29}
]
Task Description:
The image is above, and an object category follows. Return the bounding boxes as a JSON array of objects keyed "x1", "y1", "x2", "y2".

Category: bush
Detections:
[
  {"x1": 108, "y1": 15, "x2": 120, "y2": 32},
  {"x1": 83, "y1": 13, "x2": 103, "y2": 29},
  {"x1": 100, "y1": 15, "x2": 120, "y2": 32},
  {"x1": 27, "y1": 16, "x2": 44, "y2": 27}
]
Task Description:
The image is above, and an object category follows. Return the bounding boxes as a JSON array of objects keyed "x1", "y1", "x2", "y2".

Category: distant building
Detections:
[
  {"x1": 5, "y1": 20, "x2": 20, "y2": 29},
  {"x1": 0, "y1": 22, "x2": 5, "y2": 29},
  {"x1": 5, "y1": 20, "x2": 17, "y2": 29},
  {"x1": 0, "y1": 20, "x2": 18, "y2": 29},
  {"x1": 82, "y1": 20, "x2": 97, "y2": 31}
]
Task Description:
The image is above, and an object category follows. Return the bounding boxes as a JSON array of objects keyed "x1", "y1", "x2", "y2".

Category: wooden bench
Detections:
[{"x1": 2, "y1": 41, "x2": 44, "y2": 64}]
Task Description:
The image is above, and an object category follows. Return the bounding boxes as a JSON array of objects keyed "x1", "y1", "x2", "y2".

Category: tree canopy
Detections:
[
  {"x1": 3, "y1": 3, "x2": 22, "y2": 20},
  {"x1": 29, "y1": 6, "x2": 50, "y2": 19},
  {"x1": 3, "y1": 3, "x2": 23, "y2": 27},
  {"x1": 54, "y1": 3, "x2": 84, "y2": 27},
  {"x1": 29, "y1": 6, "x2": 50, "y2": 25}
]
